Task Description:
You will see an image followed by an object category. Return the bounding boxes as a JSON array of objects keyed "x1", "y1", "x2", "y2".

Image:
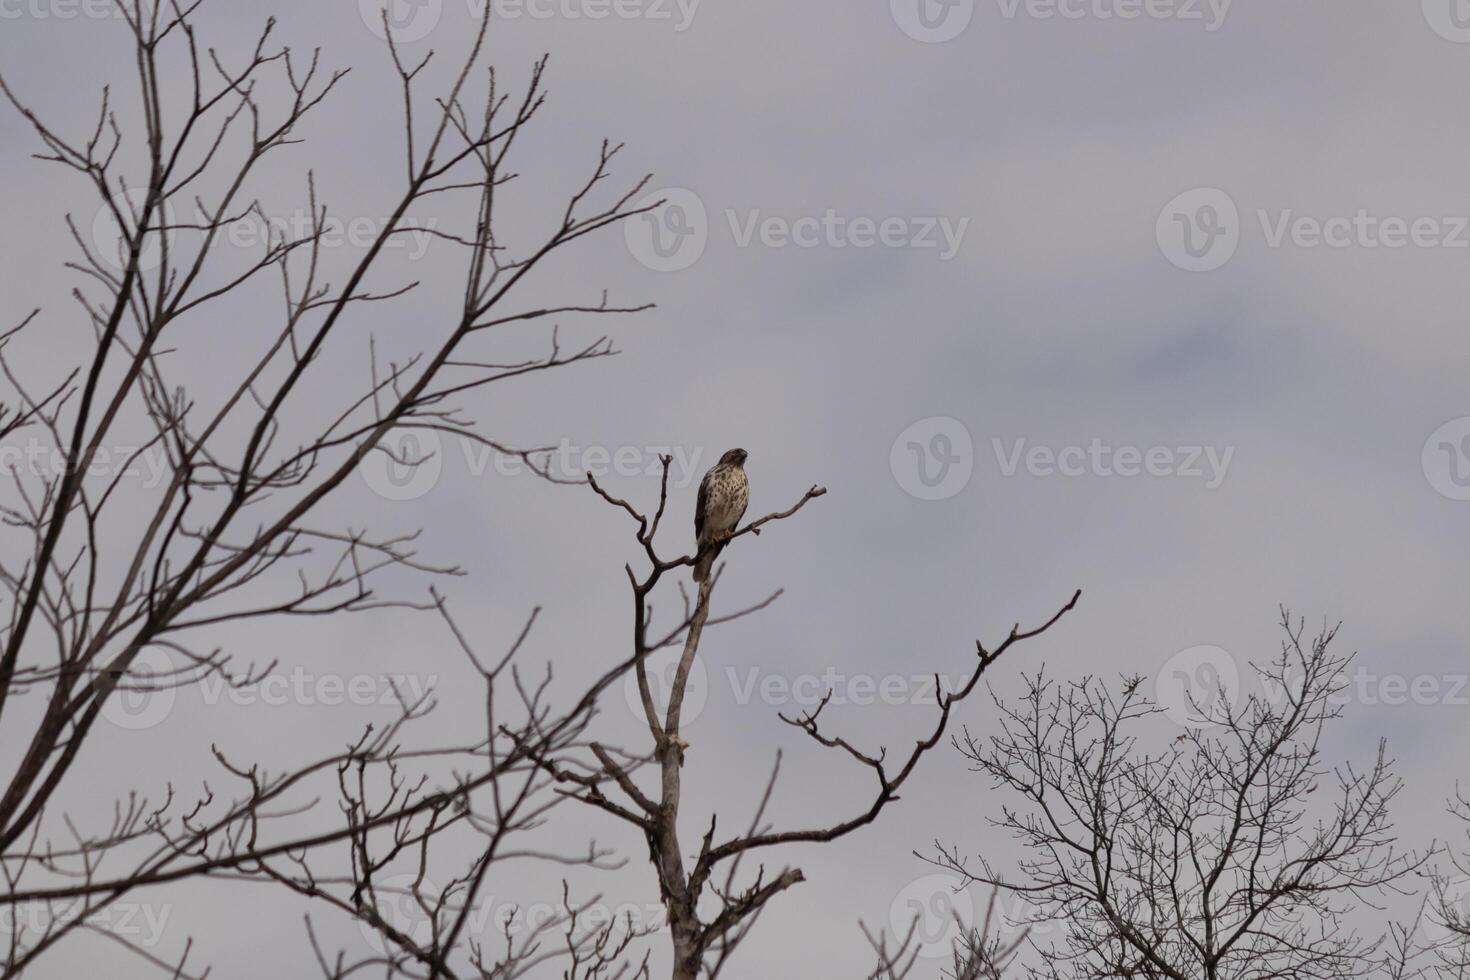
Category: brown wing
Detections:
[{"x1": 694, "y1": 466, "x2": 714, "y2": 543}]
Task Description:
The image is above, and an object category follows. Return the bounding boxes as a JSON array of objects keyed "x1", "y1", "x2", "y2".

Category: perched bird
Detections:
[{"x1": 693, "y1": 448, "x2": 750, "y2": 583}]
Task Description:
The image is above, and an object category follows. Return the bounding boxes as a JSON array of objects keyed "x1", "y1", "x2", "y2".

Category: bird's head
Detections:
[{"x1": 720, "y1": 448, "x2": 748, "y2": 467}]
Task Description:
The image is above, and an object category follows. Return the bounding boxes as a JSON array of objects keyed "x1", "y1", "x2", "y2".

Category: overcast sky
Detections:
[{"x1": 4, "y1": 0, "x2": 1470, "y2": 976}]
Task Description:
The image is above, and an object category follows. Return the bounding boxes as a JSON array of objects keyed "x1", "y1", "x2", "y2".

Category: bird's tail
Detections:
[{"x1": 693, "y1": 544, "x2": 720, "y2": 583}]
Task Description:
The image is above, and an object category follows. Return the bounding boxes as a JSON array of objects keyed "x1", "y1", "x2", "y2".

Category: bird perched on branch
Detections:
[{"x1": 693, "y1": 448, "x2": 749, "y2": 583}]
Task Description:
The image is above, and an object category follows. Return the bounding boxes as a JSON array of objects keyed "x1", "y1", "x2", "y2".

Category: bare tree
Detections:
[
  {"x1": 519, "y1": 467, "x2": 1081, "y2": 980},
  {"x1": 0, "y1": 2, "x2": 675, "y2": 975},
  {"x1": 865, "y1": 886, "x2": 1029, "y2": 980},
  {"x1": 930, "y1": 614, "x2": 1423, "y2": 980},
  {"x1": 1424, "y1": 792, "x2": 1470, "y2": 979},
  {"x1": 0, "y1": 5, "x2": 1080, "y2": 978}
]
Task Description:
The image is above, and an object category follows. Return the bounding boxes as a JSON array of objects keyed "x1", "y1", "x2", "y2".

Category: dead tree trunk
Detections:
[{"x1": 528, "y1": 465, "x2": 1079, "y2": 979}]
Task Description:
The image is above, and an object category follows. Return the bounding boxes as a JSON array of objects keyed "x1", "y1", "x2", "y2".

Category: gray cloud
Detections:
[{"x1": 3, "y1": 0, "x2": 1469, "y2": 975}]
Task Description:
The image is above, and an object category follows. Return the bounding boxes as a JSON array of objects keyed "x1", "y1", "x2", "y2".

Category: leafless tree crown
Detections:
[
  {"x1": 0, "y1": 2, "x2": 669, "y2": 975},
  {"x1": 930, "y1": 615, "x2": 1425, "y2": 980},
  {"x1": 0, "y1": 5, "x2": 1082, "y2": 979}
]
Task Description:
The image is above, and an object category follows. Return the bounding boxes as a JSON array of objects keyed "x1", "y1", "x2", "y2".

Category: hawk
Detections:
[{"x1": 693, "y1": 448, "x2": 749, "y2": 583}]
